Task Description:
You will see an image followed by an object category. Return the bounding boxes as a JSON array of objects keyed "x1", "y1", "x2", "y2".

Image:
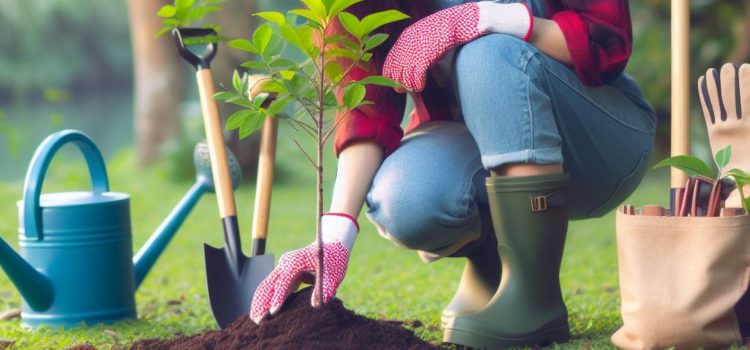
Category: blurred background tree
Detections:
[{"x1": 0, "y1": 0, "x2": 746, "y2": 179}]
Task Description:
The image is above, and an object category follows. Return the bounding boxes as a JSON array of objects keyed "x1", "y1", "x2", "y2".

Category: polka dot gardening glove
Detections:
[
  {"x1": 383, "y1": 2, "x2": 533, "y2": 92},
  {"x1": 249, "y1": 214, "x2": 358, "y2": 324}
]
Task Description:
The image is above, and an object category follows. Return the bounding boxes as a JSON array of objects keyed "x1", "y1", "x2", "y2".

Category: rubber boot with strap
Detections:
[
  {"x1": 443, "y1": 173, "x2": 571, "y2": 349},
  {"x1": 442, "y1": 205, "x2": 501, "y2": 325}
]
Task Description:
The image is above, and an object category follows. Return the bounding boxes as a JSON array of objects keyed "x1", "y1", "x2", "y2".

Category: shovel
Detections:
[{"x1": 172, "y1": 28, "x2": 275, "y2": 328}]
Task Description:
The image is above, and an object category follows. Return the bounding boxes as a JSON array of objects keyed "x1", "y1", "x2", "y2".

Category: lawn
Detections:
[{"x1": 0, "y1": 133, "x2": 716, "y2": 349}]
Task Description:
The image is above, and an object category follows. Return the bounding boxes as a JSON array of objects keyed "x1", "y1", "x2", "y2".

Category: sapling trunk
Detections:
[{"x1": 315, "y1": 43, "x2": 326, "y2": 307}]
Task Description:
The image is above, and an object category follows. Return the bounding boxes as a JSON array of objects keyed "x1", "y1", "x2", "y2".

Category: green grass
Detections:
[{"x1": 0, "y1": 140, "x2": 734, "y2": 349}]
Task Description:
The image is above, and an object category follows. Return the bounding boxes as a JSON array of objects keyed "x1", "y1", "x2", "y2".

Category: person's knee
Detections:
[
  {"x1": 367, "y1": 179, "x2": 477, "y2": 251},
  {"x1": 454, "y1": 34, "x2": 540, "y2": 80},
  {"x1": 367, "y1": 186, "x2": 439, "y2": 250}
]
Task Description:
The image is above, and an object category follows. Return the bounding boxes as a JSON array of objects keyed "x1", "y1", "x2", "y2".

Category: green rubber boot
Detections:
[
  {"x1": 442, "y1": 205, "x2": 501, "y2": 325},
  {"x1": 443, "y1": 173, "x2": 571, "y2": 349}
]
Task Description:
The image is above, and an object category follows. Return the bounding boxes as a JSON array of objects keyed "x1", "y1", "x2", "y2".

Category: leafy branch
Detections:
[
  {"x1": 213, "y1": 0, "x2": 408, "y2": 305},
  {"x1": 156, "y1": 0, "x2": 227, "y2": 42}
]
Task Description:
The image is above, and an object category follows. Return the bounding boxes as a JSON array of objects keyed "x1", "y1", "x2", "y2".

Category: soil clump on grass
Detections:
[{"x1": 129, "y1": 288, "x2": 441, "y2": 349}]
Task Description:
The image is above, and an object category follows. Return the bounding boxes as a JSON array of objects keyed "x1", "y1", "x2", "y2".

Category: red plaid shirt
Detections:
[{"x1": 334, "y1": 0, "x2": 633, "y2": 157}]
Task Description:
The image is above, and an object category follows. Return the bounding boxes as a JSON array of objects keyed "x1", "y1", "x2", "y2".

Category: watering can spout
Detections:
[
  {"x1": 132, "y1": 142, "x2": 242, "y2": 290},
  {"x1": 0, "y1": 237, "x2": 54, "y2": 312},
  {"x1": 132, "y1": 180, "x2": 207, "y2": 289}
]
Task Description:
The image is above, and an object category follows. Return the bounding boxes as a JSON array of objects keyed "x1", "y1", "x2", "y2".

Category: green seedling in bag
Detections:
[{"x1": 654, "y1": 145, "x2": 750, "y2": 213}]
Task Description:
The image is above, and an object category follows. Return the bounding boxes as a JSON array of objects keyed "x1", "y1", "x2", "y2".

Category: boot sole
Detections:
[{"x1": 443, "y1": 323, "x2": 571, "y2": 349}]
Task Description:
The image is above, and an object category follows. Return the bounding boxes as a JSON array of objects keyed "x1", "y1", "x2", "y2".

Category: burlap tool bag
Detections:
[{"x1": 611, "y1": 211, "x2": 750, "y2": 350}]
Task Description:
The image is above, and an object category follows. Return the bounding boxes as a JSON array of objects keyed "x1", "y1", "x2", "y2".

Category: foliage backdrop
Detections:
[{"x1": 0, "y1": 0, "x2": 747, "y2": 163}]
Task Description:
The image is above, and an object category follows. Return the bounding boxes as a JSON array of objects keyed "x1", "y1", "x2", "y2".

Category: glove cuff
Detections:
[
  {"x1": 321, "y1": 213, "x2": 359, "y2": 252},
  {"x1": 477, "y1": 2, "x2": 534, "y2": 41}
]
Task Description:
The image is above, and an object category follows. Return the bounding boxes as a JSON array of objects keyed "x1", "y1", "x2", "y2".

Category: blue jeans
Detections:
[{"x1": 366, "y1": 2, "x2": 656, "y2": 256}]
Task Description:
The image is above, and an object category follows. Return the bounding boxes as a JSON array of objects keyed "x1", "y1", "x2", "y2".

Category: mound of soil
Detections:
[{"x1": 129, "y1": 288, "x2": 441, "y2": 350}]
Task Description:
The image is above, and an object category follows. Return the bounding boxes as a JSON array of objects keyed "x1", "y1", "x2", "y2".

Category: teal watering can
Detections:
[{"x1": 0, "y1": 129, "x2": 240, "y2": 328}]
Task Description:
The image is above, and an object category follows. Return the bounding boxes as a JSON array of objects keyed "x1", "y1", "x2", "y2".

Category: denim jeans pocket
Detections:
[{"x1": 588, "y1": 150, "x2": 653, "y2": 217}]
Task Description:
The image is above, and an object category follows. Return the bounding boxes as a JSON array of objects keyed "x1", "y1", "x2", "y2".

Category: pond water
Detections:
[{"x1": 0, "y1": 87, "x2": 133, "y2": 182}]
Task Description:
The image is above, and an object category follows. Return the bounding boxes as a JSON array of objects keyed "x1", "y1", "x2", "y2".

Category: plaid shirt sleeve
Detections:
[
  {"x1": 333, "y1": 66, "x2": 406, "y2": 157},
  {"x1": 551, "y1": 0, "x2": 633, "y2": 86}
]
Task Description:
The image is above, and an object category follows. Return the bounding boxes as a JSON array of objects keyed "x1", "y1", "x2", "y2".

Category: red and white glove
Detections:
[
  {"x1": 383, "y1": 2, "x2": 534, "y2": 92},
  {"x1": 249, "y1": 213, "x2": 358, "y2": 324}
]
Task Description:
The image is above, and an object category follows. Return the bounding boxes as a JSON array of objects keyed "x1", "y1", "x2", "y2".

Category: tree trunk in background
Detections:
[
  {"x1": 127, "y1": 0, "x2": 183, "y2": 166},
  {"x1": 211, "y1": 0, "x2": 261, "y2": 177},
  {"x1": 730, "y1": 3, "x2": 750, "y2": 64}
]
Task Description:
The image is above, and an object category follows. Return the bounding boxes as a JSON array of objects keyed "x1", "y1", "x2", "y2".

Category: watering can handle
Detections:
[{"x1": 23, "y1": 130, "x2": 109, "y2": 240}]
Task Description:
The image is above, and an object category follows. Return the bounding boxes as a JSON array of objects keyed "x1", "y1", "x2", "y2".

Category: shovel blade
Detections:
[{"x1": 204, "y1": 244, "x2": 274, "y2": 328}]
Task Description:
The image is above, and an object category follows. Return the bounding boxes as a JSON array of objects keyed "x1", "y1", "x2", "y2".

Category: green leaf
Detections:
[
  {"x1": 202, "y1": 0, "x2": 225, "y2": 3},
  {"x1": 328, "y1": 0, "x2": 364, "y2": 19},
  {"x1": 652, "y1": 155, "x2": 717, "y2": 179},
  {"x1": 715, "y1": 145, "x2": 732, "y2": 171},
  {"x1": 325, "y1": 61, "x2": 343, "y2": 83},
  {"x1": 280, "y1": 70, "x2": 296, "y2": 80},
  {"x1": 325, "y1": 35, "x2": 348, "y2": 44},
  {"x1": 364, "y1": 33, "x2": 388, "y2": 51},
  {"x1": 228, "y1": 39, "x2": 258, "y2": 53},
  {"x1": 269, "y1": 58, "x2": 297, "y2": 69},
  {"x1": 357, "y1": 76, "x2": 402, "y2": 88},
  {"x1": 161, "y1": 18, "x2": 181, "y2": 26},
  {"x1": 322, "y1": 0, "x2": 336, "y2": 12},
  {"x1": 240, "y1": 61, "x2": 266, "y2": 70},
  {"x1": 266, "y1": 96, "x2": 291, "y2": 116},
  {"x1": 343, "y1": 83, "x2": 366, "y2": 109},
  {"x1": 340, "y1": 36, "x2": 360, "y2": 51},
  {"x1": 360, "y1": 10, "x2": 409, "y2": 36},
  {"x1": 262, "y1": 35, "x2": 284, "y2": 62},
  {"x1": 255, "y1": 11, "x2": 286, "y2": 26},
  {"x1": 279, "y1": 24, "x2": 304, "y2": 55},
  {"x1": 324, "y1": 90, "x2": 338, "y2": 108},
  {"x1": 260, "y1": 79, "x2": 289, "y2": 94},
  {"x1": 232, "y1": 70, "x2": 242, "y2": 93},
  {"x1": 212, "y1": 91, "x2": 235, "y2": 101},
  {"x1": 253, "y1": 23, "x2": 273, "y2": 54},
  {"x1": 338, "y1": 12, "x2": 362, "y2": 39},
  {"x1": 252, "y1": 94, "x2": 268, "y2": 109},
  {"x1": 301, "y1": 0, "x2": 327, "y2": 19},
  {"x1": 239, "y1": 113, "x2": 265, "y2": 138},
  {"x1": 226, "y1": 110, "x2": 252, "y2": 130},
  {"x1": 326, "y1": 48, "x2": 357, "y2": 60},
  {"x1": 175, "y1": 0, "x2": 195, "y2": 9},
  {"x1": 361, "y1": 52, "x2": 372, "y2": 62},
  {"x1": 226, "y1": 95, "x2": 254, "y2": 109},
  {"x1": 157, "y1": 5, "x2": 177, "y2": 18},
  {"x1": 289, "y1": 9, "x2": 324, "y2": 27},
  {"x1": 296, "y1": 25, "x2": 319, "y2": 58},
  {"x1": 185, "y1": 6, "x2": 222, "y2": 22},
  {"x1": 727, "y1": 168, "x2": 750, "y2": 183},
  {"x1": 155, "y1": 27, "x2": 173, "y2": 38}
]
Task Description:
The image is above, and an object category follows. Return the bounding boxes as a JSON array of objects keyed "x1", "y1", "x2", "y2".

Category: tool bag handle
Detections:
[{"x1": 23, "y1": 130, "x2": 110, "y2": 240}]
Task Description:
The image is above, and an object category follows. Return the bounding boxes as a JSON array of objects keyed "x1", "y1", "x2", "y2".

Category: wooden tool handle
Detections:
[
  {"x1": 671, "y1": 0, "x2": 690, "y2": 189},
  {"x1": 251, "y1": 117, "x2": 278, "y2": 240},
  {"x1": 196, "y1": 69, "x2": 237, "y2": 218}
]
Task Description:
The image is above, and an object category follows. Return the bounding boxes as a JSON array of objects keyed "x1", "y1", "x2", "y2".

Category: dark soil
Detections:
[{"x1": 129, "y1": 288, "x2": 442, "y2": 350}]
